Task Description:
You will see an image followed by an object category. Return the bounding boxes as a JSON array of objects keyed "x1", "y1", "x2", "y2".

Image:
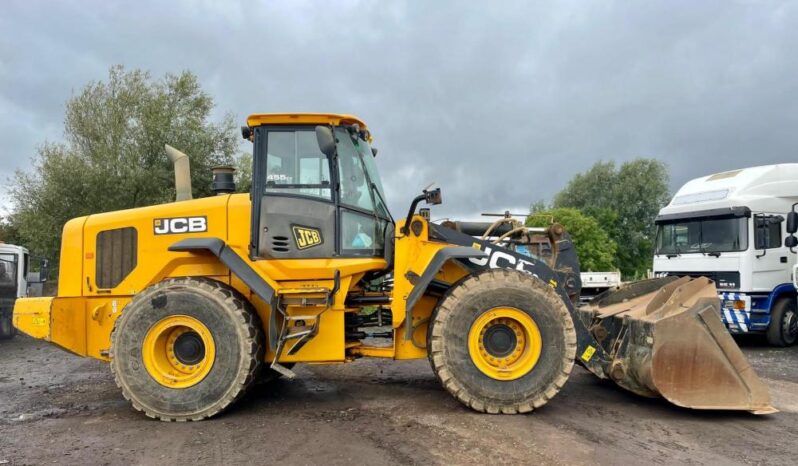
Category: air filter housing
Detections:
[{"x1": 211, "y1": 166, "x2": 236, "y2": 195}]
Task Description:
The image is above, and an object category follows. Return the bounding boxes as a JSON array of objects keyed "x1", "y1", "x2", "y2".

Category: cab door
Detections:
[
  {"x1": 751, "y1": 213, "x2": 787, "y2": 291},
  {"x1": 251, "y1": 126, "x2": 337, "y2": 259}
]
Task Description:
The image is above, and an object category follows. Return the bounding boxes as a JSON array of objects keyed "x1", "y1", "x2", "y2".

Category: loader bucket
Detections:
[{"x1": 584, "y1": 276, "x2": 776, "y2": 414}]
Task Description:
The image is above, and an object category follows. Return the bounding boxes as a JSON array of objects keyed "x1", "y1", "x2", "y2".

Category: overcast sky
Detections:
[{"x1": 2, "y1": 1, "x2": 797, "y2": 219}]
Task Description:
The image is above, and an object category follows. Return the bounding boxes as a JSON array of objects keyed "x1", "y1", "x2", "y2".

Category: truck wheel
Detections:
[
  {"x1": 428, "y1": 269, "x2": 576, "y2": 413},
  {"x1": 110, "y1": 277, "x2": 264, "y2": 421},
  {"x1": 766, "y1": 297, "x2": 798, "y2": 347},
  {"x1": 0, "y1": 311, "x2": 14, "y2": 340}
]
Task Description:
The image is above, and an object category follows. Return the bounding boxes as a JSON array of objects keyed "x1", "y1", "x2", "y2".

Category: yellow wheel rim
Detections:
[
  {"x1": 142, "y1": 315, "x2": 216, "y2": 389},
  {"x1": 468, "y1": 307, "x2": 542, "y2": 381}
]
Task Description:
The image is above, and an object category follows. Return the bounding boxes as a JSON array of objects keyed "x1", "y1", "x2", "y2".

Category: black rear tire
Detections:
[
  {"x1": 0, "y1": 311, "x2": 14, "y2": 340},
  {"x1": 110, "y1": 277, "x2": 264, "y2": 421},
  {"x1": 766, "y1": 297, "x2": 798, "y2": 347},
  {"x1": 428, "y1": 269, "x2": 576, "y2": 414}
]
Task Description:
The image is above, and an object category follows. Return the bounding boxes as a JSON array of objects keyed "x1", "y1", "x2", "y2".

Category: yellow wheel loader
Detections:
[{"x1": 14, "y1": 113, "x2": 775, "y2": 421}]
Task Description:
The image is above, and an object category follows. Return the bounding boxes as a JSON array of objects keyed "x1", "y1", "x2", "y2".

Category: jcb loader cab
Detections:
[{"x1": 14, "y1": 113, "x2": 775, "y2": 421}]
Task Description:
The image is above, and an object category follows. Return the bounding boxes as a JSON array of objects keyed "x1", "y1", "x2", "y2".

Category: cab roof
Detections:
[
  {"x1": 659, "y1": 163, "x2": 798, "y2": 217},
  {"x1": 246, "y1": 113, "x2": 368, "y2": 129}
]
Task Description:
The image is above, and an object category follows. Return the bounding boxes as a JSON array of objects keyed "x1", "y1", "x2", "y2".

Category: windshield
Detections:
[
  {"x1": 0, "y1": 253, "x2": 18, "y2": 285},
  {"x1": 335, "y1": 127, "x2": 391, "y2": 256},
  {"x1": 334, "y1": 127, "x2": 390, "y2": 219},
  {"x1": 655, "y1": 217, "x2": 748, "y2": 255}
]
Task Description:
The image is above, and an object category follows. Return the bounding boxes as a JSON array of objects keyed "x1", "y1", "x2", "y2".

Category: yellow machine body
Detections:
[
  {"x1": 13, "y1": 112, "x2": 775, "y2": 420},
  {"x1": 13, "y1": 195, "x2": 459, "y2": 363}
]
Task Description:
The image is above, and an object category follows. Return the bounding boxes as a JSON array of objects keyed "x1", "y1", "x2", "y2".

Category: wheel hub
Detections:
[
  {"x1": 142, "y1": 315, "x2": 216, "y2": 389},
  {"x1": 468, "y1": 307, "x2": 542, "y2": 381},
  {"x1": 483, "y1": 324, "x2": 517, "y2": 358},
  {"x1": 173, "y1": 331, "x2": 205, "y2": 365}
]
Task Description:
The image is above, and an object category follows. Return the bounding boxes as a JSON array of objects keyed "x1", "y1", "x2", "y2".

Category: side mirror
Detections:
[
  {"x1": 424, "y1": 188, "x2": 442, "y2": 205},
  {"x1": 402, "y1": 187, "x2": 444, "y2": 235},
  {"x1": 786, "y1": 235, "x2": 798, "y2": 249},
  {"x1": 787, "y1": 211, "x2": 798, "y2": 234},
  {"x1": 39, "y1": 258, "x2": 49, "y2": 283},
  {"x1": 315, "y1": 126, "x2": 336, "y2": 157},
  {"x1": 26, "y1": 258, "x2": 49, "y2": 284}
]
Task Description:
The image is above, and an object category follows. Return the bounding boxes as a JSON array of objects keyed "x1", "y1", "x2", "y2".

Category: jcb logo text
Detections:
[
  {"x1": 292, "y1": 226, "x2": 323, "y2": 249},
  {"x1": 154, "y1": 217, "x2": 208, "y2": 235}
]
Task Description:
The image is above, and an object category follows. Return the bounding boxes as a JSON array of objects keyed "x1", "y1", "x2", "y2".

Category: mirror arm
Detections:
[{"x1": 402, "y1": 194, "x2": 428, "y2": 235}]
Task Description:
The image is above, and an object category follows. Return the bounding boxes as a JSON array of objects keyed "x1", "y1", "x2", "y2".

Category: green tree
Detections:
[
  {"x1": 9, "y1": 66, "x2": 238, "y2": 266},
  {"x1": 526, "y1": 208, "x2": 617, "y2": 272},
  {"x1": 234, "y1": 151, "x2": 253, "y2": 193},
  {"x1": 553, "y1": 159, "x2": 670, "y2": 278},
  {"x1": 0, "y1": 217, "x2": 20, "y2": 244}
]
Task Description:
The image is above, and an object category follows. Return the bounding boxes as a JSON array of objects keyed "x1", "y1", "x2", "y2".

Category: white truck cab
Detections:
[
  {"x1": 652, "y1": 164, "x2": 798, "y2": 346},
  {"x1": 0, "y1": 243, "x2": 48, "y2": 339}
]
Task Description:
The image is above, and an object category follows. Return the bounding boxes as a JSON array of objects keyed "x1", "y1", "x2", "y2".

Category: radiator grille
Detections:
[{"x1": 96, "y1": 227, "x2": 138, "y2": 289}]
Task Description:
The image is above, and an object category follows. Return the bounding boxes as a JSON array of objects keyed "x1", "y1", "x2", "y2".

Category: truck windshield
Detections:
[{"x1": 655, "y1": 217, "x2": 748, "y2": 255}]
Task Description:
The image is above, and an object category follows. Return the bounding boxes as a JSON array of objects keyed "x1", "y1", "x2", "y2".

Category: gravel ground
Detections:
[{"x1": 1, "y1": 334, "x2": 796, "y2": 466}]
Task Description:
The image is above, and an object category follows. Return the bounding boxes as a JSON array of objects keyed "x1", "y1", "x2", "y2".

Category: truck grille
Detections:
[{"x1": 656, "y1": 271, "x2": 740, "y2": 290}]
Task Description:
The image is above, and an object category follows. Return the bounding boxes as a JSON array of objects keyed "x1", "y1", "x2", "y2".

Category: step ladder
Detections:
[{"x1": 269, "y1": 271, "x2": 340, "y2": 378}]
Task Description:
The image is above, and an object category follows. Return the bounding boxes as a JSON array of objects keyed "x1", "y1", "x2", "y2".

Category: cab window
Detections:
[
  {"x1": 341, "y1": 211, "x2": 386, "y2": 256},
  {"x1": 265, "y1": 130, "x2": 332, "y2": 200},
  {"x1": 754, "y1": 215, "x2": 782, "y2": 250}
]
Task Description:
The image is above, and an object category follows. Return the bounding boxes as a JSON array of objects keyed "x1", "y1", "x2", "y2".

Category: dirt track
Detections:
[{"x1": 1, "y1": 335, "x2": 797, "y2": 466}]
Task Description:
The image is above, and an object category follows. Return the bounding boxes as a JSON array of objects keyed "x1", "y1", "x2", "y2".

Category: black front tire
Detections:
[
  {"x1": 110, "y1": 277, "x2": 264, "y2": 421},
  {"x1": 428, "y1": 269, "x2": 576, "y2": 414},
  {"x1": 766, "y1": 297, "x2": 798, "y2": 347}
]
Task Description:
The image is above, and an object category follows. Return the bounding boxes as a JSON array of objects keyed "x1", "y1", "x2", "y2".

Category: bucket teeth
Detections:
[{"x1": 584, "y1": 277, "x2": 776, "y2": 414}]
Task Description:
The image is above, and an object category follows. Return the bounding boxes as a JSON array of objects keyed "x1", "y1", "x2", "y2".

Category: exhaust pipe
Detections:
[{"x1": 165, "y1": 144, "x2": 193, "y2": 202}]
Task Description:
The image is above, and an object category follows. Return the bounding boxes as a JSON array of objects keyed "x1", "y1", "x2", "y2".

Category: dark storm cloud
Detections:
[{"x1": 1, "y1": 0, "x2": 797, "y2": 218}]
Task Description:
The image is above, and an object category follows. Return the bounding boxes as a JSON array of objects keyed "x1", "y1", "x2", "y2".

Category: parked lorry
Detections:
[
  {"x1": 653, "y1": 164, "x2": 798, "y2": 346},
  {"x1": 0, "y1": 243, "x2": 48, "y2": 339}
]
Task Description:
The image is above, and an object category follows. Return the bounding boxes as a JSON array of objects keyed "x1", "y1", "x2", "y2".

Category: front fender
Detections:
[{"x1": 403, "y1": 246, "x2": 486, "y2": 340}]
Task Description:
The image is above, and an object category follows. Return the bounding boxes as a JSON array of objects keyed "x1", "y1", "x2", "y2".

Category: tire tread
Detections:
[
  {"x1": 110, "y1": 277, "x2": 264, "y2": 421},
  {"x1": 427, "y1": 269, "x2": 576, "y2": 414}
]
